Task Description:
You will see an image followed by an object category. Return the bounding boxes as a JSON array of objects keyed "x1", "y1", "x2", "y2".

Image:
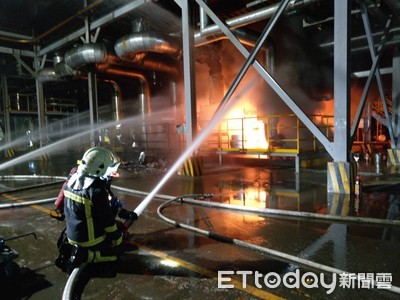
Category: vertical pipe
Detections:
[
  {"x1": 1, "y1": 75, "x2": 11, "y2": 143},
  {"x1": 101, "y1": 79, "x2": 122, "y2": 122},
  {"x1": 83, "y1": 0, "x2": 99, "y2": 146},
  {"x1": 241, "y1": 118, "x2": 244, "y2": 150},
  {"x1": 297, "y1": 117, "x2": 300, "y2": 152},
  {"x1": 138, "y1": 79, "x2": 148, "y2": 151},
  {"x1": 364, "y1": 101, "x2": 371, "y2": 143},
  {"x1": 34, "y1": 46, "x2": 46, "y2": 148},
  {"x1": 87, "y1": 70, "x2": 98, "y2": 146}
]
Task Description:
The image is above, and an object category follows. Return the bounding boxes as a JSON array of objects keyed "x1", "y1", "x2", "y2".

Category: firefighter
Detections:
[
  {"x1": 55, "y1": 147, "x2": 126, "y2": 273},
  {"x1": 53, "y1": 166, "x2": 78, "y2": 219}
]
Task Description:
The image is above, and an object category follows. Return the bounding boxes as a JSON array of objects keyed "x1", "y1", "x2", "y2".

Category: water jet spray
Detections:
[{"x1": 131, "y1": 77, "x2": 260, "y2": 219}]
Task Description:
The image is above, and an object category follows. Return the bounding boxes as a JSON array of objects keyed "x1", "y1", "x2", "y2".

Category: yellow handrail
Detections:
[{"x1": 202, "y1": 113, "x2": 334, "y2": 155}]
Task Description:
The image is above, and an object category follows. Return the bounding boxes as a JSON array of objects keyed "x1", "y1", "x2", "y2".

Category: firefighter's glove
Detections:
[
  {"x1": 123, "y1": 211, "x2": 138, "y2": 228},
  {"x1": 50, "y1": 209, "x2": 65, "y2": 221}
]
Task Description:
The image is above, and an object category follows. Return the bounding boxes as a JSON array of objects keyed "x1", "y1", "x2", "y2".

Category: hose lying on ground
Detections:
[
  {"x1": 62, "y1": 263, "x2": 87, "y2": 300},
  {"x1": 0, "y1": 197, "x2": 57, "y2": 209},
  {"x1": 157, "y1": 194, "x2": 400, "y2": 296},
  {"x1": 112, "y1": 185, "x2": 400, "y2": 227}
]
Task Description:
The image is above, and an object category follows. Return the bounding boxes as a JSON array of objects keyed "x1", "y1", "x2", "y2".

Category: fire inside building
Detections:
[{"x1": 0, "y1": 1, "x2": 399, "y2": 299}]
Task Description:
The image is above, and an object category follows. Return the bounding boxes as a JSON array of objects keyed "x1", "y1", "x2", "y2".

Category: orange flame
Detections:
[{"x1": 226, "y1": 100, "x2": 269, "y2": 150}]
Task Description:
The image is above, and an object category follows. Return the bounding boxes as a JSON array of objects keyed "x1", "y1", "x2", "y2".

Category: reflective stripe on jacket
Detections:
[{"x1": 64, "y1": 175, "x2": 121, "y2": 248}]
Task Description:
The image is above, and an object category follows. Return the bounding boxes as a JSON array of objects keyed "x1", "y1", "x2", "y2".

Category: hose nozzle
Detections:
[
  {"x1": 197, "y1": 194, "x2": 214, "y2": 200},
  {"x1": 124, "y1": 211, "x2": 139, "y2": 228}
]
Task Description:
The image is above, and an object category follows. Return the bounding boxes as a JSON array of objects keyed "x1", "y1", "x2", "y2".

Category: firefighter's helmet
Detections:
[{"x1": 78, "y1": 147, "x2": 120, "y2": 177}]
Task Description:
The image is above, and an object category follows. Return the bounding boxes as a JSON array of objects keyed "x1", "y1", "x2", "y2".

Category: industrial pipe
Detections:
[
  {"x1": 37, "y1": 67, "x2": 62, "y2": 83},
  {"x1": 194, "y1": 0, "x2": 322, "y2": 44},
  {"x1": 114, "y1": 31, "x2": 182, "y2": 61},
  {"x1": 64, "y1": 43, "x2": 108, "y2": 70}
]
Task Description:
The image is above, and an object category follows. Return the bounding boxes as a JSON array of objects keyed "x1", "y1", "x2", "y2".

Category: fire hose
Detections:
[{"x1": 156, "y1": 193, "x2": 400, "y2": 296}]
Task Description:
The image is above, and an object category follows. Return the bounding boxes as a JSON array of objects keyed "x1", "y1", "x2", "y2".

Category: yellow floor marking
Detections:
[
  {"x1": 136, "y1": 243, "x2": 285, "y2": 300},
  {"x1": 2, "y1": 193, "x2": 55, "y2": 215}
]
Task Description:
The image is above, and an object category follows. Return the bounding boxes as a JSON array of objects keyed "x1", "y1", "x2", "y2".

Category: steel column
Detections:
[
  {"x1": 393, "y1": 46, "x2": 400, "y2": 145},
  {"x1": 182, "y1": 0, "x2": 197, "y2": 147},
  {"x1": 333, "y1": 0, "x2": 351, "y2": 162}
]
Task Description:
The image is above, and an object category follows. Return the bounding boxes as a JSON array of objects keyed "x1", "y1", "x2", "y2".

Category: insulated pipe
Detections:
[
  {"x1": 54, "y1": 61, "x2": 80, "y2": 78},
  {"x1": 114, "y1": 32, "x2": 182, "y2": 61},
  {"x1": 37, "y1": 43, "x2": 108, "y2": 82},
  {"x1": 98, "y1": 52, "x2": 182, "y2": 78},
  {"x1": 64, "y1": 43, "x2": 108, "y2": 69},
  {"x1": 103, "y1": 67, "x2": 150, "y2": 115},
  {"x1": 102, "y1": 79, "x2": 122, "y2": 122},
  {"x1": 157, "y1": 195, "x2": 400, "y2": 296},
  {"x1": 37, "y1": 67, "x2": 62, "y2": 83},
  {"x1": 194, "y1": 0, "x2": 322, "y2": 44},
  {"x1": 39, "y1": 45, "x2": 181, "y2": 82}
]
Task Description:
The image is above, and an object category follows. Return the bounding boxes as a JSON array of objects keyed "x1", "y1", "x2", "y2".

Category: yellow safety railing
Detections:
[{"x1": 200, "y1": 113, "x2": 334, "y2": 155}]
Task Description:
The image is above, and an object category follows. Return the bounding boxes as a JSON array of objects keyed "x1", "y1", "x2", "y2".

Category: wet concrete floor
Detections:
[{"x1": 0, "y1": 154, "x2": 399, "y2": 299}]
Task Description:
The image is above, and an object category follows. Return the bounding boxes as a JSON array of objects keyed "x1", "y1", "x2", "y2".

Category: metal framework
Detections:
[
  {"x1": 0, "y1": 0, "x2": 398, "y2": 178},
  {"x1": 180, "y1": 0, "x2": 398, "y2": 167}
]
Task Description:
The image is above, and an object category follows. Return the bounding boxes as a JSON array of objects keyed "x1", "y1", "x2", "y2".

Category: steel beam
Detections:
[
  {"x1": 39, "y1": 0, "x2": 148, "y2": 56},
  {"x1": 357, "y1": 2, "x2": 394, "y2": 146},
  {"x1": 0, "y1": 46, "x2": 34, "y2": 58},
  {"x1": 195, "y1": 0, "x2": 334, "y2": 157},
  {"x1": 350, "y1": 17, "x2": 392, "y2": 141}
]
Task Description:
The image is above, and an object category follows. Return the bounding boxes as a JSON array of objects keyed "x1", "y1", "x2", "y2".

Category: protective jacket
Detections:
[{"x1": 64, "y1": 173, "x2": 122, "y2": 249}]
